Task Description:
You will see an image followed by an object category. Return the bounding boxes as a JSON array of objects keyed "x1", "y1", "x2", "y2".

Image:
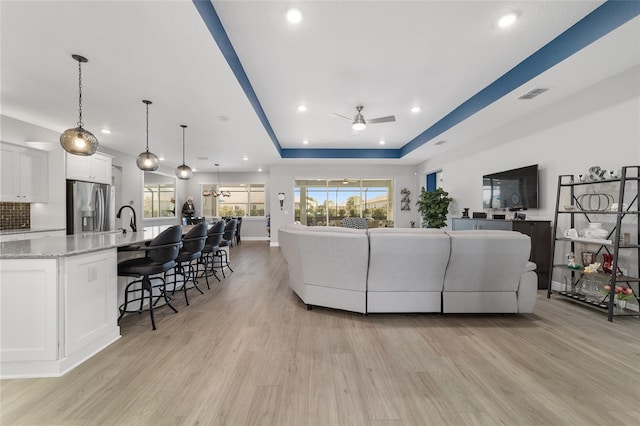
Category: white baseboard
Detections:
[{"x1": 270, "y1": 241, "x2": 280, "y2": 247}]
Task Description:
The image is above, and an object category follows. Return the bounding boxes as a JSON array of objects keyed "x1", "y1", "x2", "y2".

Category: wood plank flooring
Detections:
[{"x1": 1, "y1": 241, "x2": 639, "y2": 425}]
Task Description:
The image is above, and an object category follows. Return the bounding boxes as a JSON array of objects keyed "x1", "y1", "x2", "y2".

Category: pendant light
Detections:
[
  {"x1": 60, "y1": 54, "x2": 99, "y2": 156},
  {"x1": 136, "y1": 100, "x2": 159, "y2": 171},
  {"x1": 213, "y1": 163, "x2": 231, "y2": 197},
  {"x1": 175, "y1": 125, "x2": 192, "y2": 180}
]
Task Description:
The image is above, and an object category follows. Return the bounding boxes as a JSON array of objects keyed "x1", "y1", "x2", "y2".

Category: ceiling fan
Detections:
[{"x1": 331, "y1": 105, "x2": 396, "y2": 131}]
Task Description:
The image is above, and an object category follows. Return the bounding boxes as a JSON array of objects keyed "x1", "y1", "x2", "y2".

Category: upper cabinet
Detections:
[
  {"x1": 0, "y1": 142, "x2": 49, "y2": 203},
  {"x1": 66, "y1": 152, "x2": 112, "y2": 184}
]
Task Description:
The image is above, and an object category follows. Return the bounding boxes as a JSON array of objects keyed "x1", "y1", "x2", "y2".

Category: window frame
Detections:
[
  {"x1": 200, "y1": 182, "x2": 266, "y2": 218},
  {"x1": 294, "y1": 178, "x2": 394, "y2": 227}
]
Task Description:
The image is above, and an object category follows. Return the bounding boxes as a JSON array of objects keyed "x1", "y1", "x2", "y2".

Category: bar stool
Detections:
[
  {"x1": 215, "y1": 218, "x2": 237, "y2": 278},
  {"x1": 117, "y1": 225, "x2": 183, "y2": 330},
  {"x1": 165, "y1": 222, "x2": 207, "y2": 305},
  {"x1": 199, "y1": 220, "x2": 226, "y2": 288}
]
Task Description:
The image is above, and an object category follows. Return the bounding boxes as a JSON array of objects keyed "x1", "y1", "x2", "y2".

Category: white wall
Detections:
[
  {"x1": 417, "y1": 68, "x2": 640, "y2": 290},
  {"x1": 269, "y1": 163, "x2": 418, "y2": 245}
]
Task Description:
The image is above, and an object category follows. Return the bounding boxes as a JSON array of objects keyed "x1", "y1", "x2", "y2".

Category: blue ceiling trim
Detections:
[
  {"x1": 194, "y1": 0, "x2": 638, "y2": 160},
  {"x1": 281, "y1": 148, "x2": 401, "y2": 159},
  {"x1": 401, "y1": 0, "x2": 640, "y2": 157},
  {"x1": 192, "y1": 0, "x2": 282, "y2": 155}
]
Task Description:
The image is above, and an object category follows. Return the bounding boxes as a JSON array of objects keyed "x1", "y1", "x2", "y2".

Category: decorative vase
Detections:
[
  {"x1": 462, "y1": 208, "x2": 470, "y2": 218},
  {"x1": 602, "y1": 253, "x2": 614, "y2": 274},
  {"x1": 615, "y1": 296, "x2": 627, "y2": 312}
]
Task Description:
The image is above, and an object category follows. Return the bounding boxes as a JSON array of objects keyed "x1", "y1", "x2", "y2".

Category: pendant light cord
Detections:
[
  {"x1": 145, "y1": 102, "x2": 150, "y2": 151},
  {"x1": 182, "y1": 127, "x2": 186, "y2": 164},
  {"x1": 77, "y1": 60, "x2": 83, "y2": 128}
]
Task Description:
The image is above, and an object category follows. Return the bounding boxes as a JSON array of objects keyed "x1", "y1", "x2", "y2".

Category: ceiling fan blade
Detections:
[
  {"x1": 368, "y1": 115, "x2": 396, "y2": 124},
  {"x1": 329, "y1": 113, "x2": 353, "y2": 121}
]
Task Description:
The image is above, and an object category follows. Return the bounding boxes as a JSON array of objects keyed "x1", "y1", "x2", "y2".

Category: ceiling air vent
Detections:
[{"x1": 518, "y1": 88, "x2": 548, "y2": 100}]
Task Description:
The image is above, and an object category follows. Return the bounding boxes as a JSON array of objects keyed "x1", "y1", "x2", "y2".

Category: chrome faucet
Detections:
[{"x1": 116, "y1": 205, "x2": 137, "y2": 233}]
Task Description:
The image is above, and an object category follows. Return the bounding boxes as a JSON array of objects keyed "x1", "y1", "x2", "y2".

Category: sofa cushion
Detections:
[
  {"x1": 443, "y1": 231, "x2": 531, "y2": 292},
  {"x1": 368, "y1": 232, "x2": 450, "y2": 292}
]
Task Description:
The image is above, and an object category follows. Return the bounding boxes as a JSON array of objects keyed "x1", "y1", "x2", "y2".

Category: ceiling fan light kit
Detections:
[
  {"x1": 333, "y1": 105, "x2": 396, "y2": 133},
  {"x1": 60, "y1": 54, "x2": 99, "y2": 156},
  {"x1": 136, "y1": 100, "x2": 159, "y2": 171}
]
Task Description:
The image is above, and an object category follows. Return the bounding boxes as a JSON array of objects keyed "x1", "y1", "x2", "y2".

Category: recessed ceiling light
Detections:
[
  {"x1": 158, "y1": 156, "x2": 165, "y2": 161},
  {"x1": 192, "y1": 168, "x2": 197, "y2": 172},
  {"x1": 498, "y1": 13, "x2": 518, "y2": 28},
  {"x1": 379, "y1": 140, "x2": 385, "y2": 145},
  {"x1": 101, "y1": 128, "x2": 111, "y2": 134},
  {"x1": 258, "y1": 168, "x2": 263, "y2": 172},
  {"x1": 286, "y1": 8, "x2": 302, "y2": 24},
  {"x1": 243, "y1": 156, "x2": 248, "y2": 161},
  {"x1": 297, "y1": 105, "x2": 307, "y2": 112},
  {"x1": 410, "y1": 106, "x2": 422, "y2": 113},
  {"x1": 302, "y1": 140, "x2": 309, "y2": 145}
]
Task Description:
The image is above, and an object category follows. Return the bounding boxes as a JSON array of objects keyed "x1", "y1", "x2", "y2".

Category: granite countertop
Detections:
[
  {"x1": 0, "y1": 225, "x2": 195, "y2": 259},
  {"x1": 0, "y1": 227, "x2": 66, "y2": 236}
]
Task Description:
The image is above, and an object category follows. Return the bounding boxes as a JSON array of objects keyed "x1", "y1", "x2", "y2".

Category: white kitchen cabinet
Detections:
[
  {"x1": 0, "y1": 249, "x2": 120, "y2": 378},
  {"x1": 0, "y1": 259, "x2": 58, "y2": 363},
  {"x1": 0, "y1": 142, "x2": 49, "y2": 202},
  {"x1": 66, "y1": 152, "x2": 112, "y2": 184}
]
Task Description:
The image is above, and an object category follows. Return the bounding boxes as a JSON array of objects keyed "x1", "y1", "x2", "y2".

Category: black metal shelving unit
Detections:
[{"x1": 547, "y1": 166, "x2": 640, "y2": 321}]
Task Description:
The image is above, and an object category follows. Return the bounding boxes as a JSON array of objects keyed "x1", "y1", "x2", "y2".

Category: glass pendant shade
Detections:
[
  {"x1": 60, "y1": 54, "x2": 98, "y2": 156},
  {"x1": 176, "y1": 164, "x2": 193, "y2": 180},
  {"x1": 137, "y1": 100, "x2": 159, "y2": 171},
  {"x1": 175, "y1": 124, "x2": 192, "y2": 180},
  {"x1": 60, "y1": 126, "x2": 99, "y2": 156},
  {"x1": 136, "y1": 150, "x2": 159, "y2": 171}
]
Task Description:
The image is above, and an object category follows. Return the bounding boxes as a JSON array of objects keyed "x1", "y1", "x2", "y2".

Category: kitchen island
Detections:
[{"x1": 0, "y1": 226, "x2": 195, "y2": 378}]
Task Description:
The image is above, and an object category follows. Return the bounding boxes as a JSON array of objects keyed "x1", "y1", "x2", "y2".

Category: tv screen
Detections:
[{"x1": 483, "y1": 164, "x2": 538, "y2": 209}]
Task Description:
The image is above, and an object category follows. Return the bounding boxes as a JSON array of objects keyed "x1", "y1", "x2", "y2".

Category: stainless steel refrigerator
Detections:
[{"x1": 66, "y1": 180, "x2": 115, "y2": 235}]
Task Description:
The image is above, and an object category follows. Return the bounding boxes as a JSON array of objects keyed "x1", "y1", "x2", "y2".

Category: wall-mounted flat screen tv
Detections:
[{"x1": 483, "y1": 164, "x2": 539, "y2": 209}]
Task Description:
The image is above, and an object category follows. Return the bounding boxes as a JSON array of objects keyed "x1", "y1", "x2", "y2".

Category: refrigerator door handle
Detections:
[{"x1": 97, "y1": 187, "x2": 105, "y2": 231}]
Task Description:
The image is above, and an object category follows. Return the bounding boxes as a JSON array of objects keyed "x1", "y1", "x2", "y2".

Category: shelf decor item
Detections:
[
  {"x1": 60, "y1": 54, "x2": 99, "y2": 156},
  {"x1": 581, "y1": 222, "x2": 609, "y2": 239}
]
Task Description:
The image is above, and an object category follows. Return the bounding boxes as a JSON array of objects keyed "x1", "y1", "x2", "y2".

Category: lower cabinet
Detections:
[
  {"x1": 452, "y1": 218, "x2": 552, "y2": 289},
  {"x1": 0, "y1": 249, "x2": 120, "y2": 378}
]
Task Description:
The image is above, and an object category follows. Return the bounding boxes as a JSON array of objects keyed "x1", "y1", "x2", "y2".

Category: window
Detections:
[
  {"x1": 295, "y1": 179, "x2": 394, "y2": 227},
  {"x1": 201, "y1": 183, "x2": 265, "y2": 217},
  {"x1": 143, "y1": 172, "x2": 176, "y2": 219}
]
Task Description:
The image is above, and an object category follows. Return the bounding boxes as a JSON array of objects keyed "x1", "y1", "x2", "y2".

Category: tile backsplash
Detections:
[{"x1": 0, "y1": 202, "x2": 30, "y2": 230}]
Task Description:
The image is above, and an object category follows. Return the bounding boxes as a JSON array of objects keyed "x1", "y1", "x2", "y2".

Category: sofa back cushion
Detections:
[
  {"x1": 280, "y1": 227, "x2": 369, "y2": 292},
  {"x1": 368, "y1": 231, "x2": 450, "y2": 292},
  {"x1": 443, "y1": 231, "x2": 531, "y2": 292}
]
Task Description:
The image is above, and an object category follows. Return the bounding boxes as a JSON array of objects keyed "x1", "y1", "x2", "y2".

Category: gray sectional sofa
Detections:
[{"x1": 279, "y1": 224, "x2": 538, "y2": 314}]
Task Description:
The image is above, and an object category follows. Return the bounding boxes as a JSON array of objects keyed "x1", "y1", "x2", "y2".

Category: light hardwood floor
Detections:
[{"x1": 1, "y1": 241, "x2": 639, "y2": 425}]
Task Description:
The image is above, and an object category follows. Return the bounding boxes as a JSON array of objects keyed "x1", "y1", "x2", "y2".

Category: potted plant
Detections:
[{"x1": 416, "y1": 187, "x2": 453, "y2": 228}]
